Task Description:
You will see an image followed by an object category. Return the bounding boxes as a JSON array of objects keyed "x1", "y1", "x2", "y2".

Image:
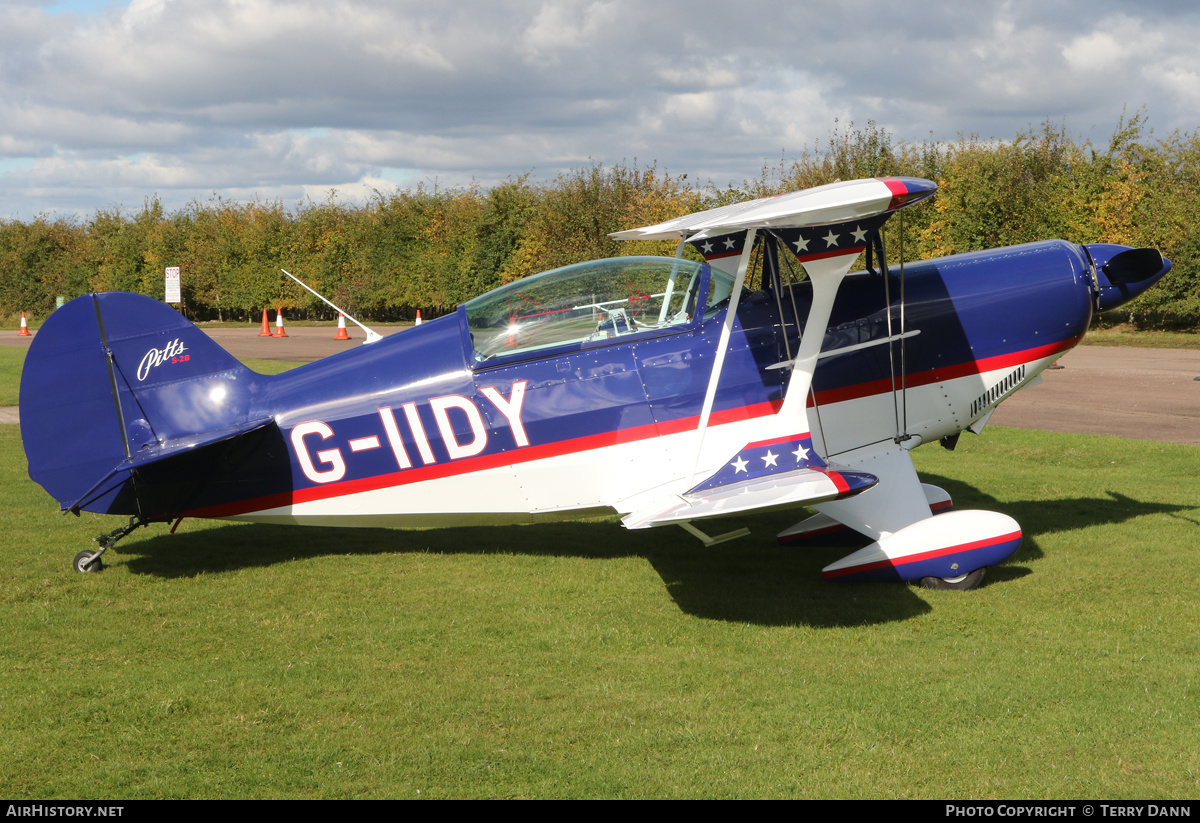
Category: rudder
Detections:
[{"x1": 21, "y1": 293, "x2": 267, "y2": 514}]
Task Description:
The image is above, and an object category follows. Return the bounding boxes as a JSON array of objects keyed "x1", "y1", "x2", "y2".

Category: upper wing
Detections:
[{"x1": 610, "y1": 177, "x2": 936, "y2": 241}]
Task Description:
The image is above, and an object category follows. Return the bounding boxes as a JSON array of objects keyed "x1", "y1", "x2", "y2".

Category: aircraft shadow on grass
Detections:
[
  {"x1": 920, "y1": 472, "x2": 1199, "y2": 548},
  {"x1": 114, "y1": 475, "x2": 1191, "y2": 629}
]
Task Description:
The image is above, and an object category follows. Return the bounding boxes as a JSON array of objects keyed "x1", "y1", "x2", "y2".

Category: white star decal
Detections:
[
  {"x1": 792, "y1": 236, "x2": 810, "y2": 253},
  {"x1": 701, "y1": 241, "x2": 713, "y2": 253},
  {"x1": 731, "y1": 456, "x2": 749, "y2": 473},
  {"x1": 723, "y1": 236, "x2": 736, "y2": 250},
  {"x1": 762, "y1": 450, "x2": 778, "y2": 468},
  {"x1": 851, "y1": 226, "x2": 868, "y2": 243},
  {"x1": 792, "y1": 445, "x2": 810, "y2": 462},
  {"x1": 822, "y1": 230, "x2": 840, "y2": 247}
]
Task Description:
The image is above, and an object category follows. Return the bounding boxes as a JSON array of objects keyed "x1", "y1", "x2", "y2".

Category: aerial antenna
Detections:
[{"x1": 280, "y1": 269, "x2": 383, "y2": 344}]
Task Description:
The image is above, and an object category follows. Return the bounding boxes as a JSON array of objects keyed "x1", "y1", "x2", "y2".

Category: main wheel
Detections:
[
  {"x1": 73, "y1": 551, "x2": 103, "y2": 574},
  {"x1": 919, "y1": 567, "x2": 986, "y2": 591}
]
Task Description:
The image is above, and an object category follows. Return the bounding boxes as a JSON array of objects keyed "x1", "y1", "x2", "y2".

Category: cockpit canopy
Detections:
[{"x1": 464, "y1": 256, "x2": 732, "y2": 362}]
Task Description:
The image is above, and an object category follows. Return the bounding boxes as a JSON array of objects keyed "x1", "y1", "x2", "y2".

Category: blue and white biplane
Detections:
[{"x1": 21, "y1": 177, "x2": 1169, "y2": 588}]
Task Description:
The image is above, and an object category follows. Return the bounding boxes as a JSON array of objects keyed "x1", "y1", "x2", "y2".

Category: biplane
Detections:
[{"x1": 21, "y1": 177, "x2": 1170, "y2": 588}]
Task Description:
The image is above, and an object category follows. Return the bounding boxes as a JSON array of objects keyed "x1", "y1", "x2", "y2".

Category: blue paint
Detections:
[{"x1": 20, "y1": 234, "x2": 1169, "y2": 519}]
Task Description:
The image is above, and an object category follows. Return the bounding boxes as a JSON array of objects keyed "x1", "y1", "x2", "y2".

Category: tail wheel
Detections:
[
  {"x1": 70, "y1": 516, "x2": 145, "y2": 574},
  {"x1": 73, "y1": 551, "x2": 104, "y2": 574}
]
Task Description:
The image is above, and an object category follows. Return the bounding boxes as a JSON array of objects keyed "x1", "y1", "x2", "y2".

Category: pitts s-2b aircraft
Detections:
[{"x1": 21, "y1": 177, "x2": 1169, "y2": 588}]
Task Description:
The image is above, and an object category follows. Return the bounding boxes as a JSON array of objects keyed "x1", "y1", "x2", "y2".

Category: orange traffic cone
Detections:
[
  {"x1": 334, "y1": 312, "x2": 350, "y2": 340},
  {"x1": 17, "y1": 312, "x2": 31, "y2": 336},
  {"x1": 273, "y1": 309, "x2": 288, "y2": 338},
  {"x1": 257, "y1": 308, "x2": 271, "y2": 336},
  {"x1": 414, "y1": 309, "x2": 423, "y2": 326}
]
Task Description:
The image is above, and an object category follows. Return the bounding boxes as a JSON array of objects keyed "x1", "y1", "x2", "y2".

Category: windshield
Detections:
[{"x1": 464, "y1": 256, "x2": 730, "y2": 361}]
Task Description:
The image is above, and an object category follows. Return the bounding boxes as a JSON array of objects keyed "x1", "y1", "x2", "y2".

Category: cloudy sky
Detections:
[{"x1": 2, "y1": 0, "x2": 1198, "y2": 221}]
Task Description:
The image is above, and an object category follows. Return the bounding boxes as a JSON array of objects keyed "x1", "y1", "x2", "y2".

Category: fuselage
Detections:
[{"x1": 175, "y1": 239, "x2": 1122, "y2": 528}]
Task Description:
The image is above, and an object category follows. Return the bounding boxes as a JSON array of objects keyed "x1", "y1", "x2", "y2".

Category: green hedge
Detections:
[{"x1": 2, "y1": 115, "x2": 1194, "y2": 328}]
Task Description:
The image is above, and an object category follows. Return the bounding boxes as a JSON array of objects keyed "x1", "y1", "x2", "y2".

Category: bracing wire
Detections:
[
  {"x1": 769, "y1": 231, "x2": 826, "y2": 452},
  {"x1": 879, "y1": 225, "x2": 902, "y2": 440},
  {"x1": 774, "y1": 232, "x2": 807, "y2": 341},
  {"x1": 763, "y1": 232, "x2": 792, "y2": 363},
  {"x1": 898, "y1": 209, "x2": 909, "y2": 439}
]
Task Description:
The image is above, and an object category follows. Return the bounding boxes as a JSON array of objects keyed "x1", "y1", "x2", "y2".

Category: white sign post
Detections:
[{"x1": 165, "y1": 266, "x2": 181, "y2": 304}]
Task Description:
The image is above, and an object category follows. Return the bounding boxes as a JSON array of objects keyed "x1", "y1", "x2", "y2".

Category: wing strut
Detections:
[
  {"x1": 689, "y1": 223, "x2": 882, "y2": 477},
  {"x1": 686, "y1": 228, "x2": 759, "y2": 483},
  {"x1": 660, "y1": 238, "x2": 689, "y2": 324}
]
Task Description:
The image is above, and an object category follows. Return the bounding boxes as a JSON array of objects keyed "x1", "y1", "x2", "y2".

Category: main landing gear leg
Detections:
[{"x1": 73, "y1": 516, "x2": 146, "y2": 573}]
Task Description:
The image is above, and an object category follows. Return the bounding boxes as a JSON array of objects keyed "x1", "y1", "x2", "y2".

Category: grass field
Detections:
[
  {"x1": 2, "y1": 416, "x2": 1198, "y2": 798},
  {"x1": 4, "y1": 326, "x2": 1199, "y2": 798},
  {"x1": 0, "y1": 348, "x2": 25, "y2": 405},
  {"x1": 1084, "y1": 326, "x2": 1200, "y2": 349}
]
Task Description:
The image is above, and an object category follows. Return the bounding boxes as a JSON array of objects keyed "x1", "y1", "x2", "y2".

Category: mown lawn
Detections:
[{"x1": 2, "y1": 422, "x2": 1197, "y2": 799}]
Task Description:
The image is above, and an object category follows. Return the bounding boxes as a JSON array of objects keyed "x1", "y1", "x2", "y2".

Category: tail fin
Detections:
[{"x1": 21, "y1": 293, "x2": 271, "y2": 515}]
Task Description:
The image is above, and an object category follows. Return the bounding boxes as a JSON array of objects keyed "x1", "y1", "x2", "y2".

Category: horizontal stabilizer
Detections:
[
  {"x1": 123, "y1": 417, "x2": 276, "y2": 469},
  {"x1": 622, "y1": 466, "x2": 876, "y2": 531},
  {"x1": 63, "y1": 417, "x2": 277, "y2": 513}
]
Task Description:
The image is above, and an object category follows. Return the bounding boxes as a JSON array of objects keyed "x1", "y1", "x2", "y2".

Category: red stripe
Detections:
[
  {"x1": 188, "y1": 338, "x2": 1071, "y2": 519},
  {"x1": 187, "y1": 399, "x2": 785, "y2": 518},
  {"x1": 890, "y1": 530, "x2": 1021, "y2": 567},
  {"x1": 824, "y1": 470, "x2": 850, "y2": 494},
  {"x1": 878, "y1": 177, "x2": 909, "y2": 211},
  {"x1": 710, "y1": 399, "x2": 782, "y2": 426},
  {"x1": 796, "y1": 245, "x2": 865, "y2": 263},
  {"x1": 810, "y1": 337, "x2": 1079, "y2": 407},
  {"x1": 823, "y1": 530, "x2": 1021, "y2": 578},
  {"x1": 744, "y1": 431, "x2": 809, "y2": 449}
]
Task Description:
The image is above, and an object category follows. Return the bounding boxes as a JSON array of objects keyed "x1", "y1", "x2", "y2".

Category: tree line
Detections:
[{"x1": 2, "y1": 113, "x2": 1195, "y2": 328}]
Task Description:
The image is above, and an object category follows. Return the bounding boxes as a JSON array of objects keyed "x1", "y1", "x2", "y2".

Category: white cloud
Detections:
[
  {"x1": 1, "y1": 0, "x2": 1199, "y2": 219},
  {"x1": 1158, "y1": 66, "x2": 1200, "y2": 111},
  {"x1": 520, "y1": 1, "x2": 620, "y2": 66},
  {"x1": 657, "y1": 63, "x2": 742, "y2": 91}
]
